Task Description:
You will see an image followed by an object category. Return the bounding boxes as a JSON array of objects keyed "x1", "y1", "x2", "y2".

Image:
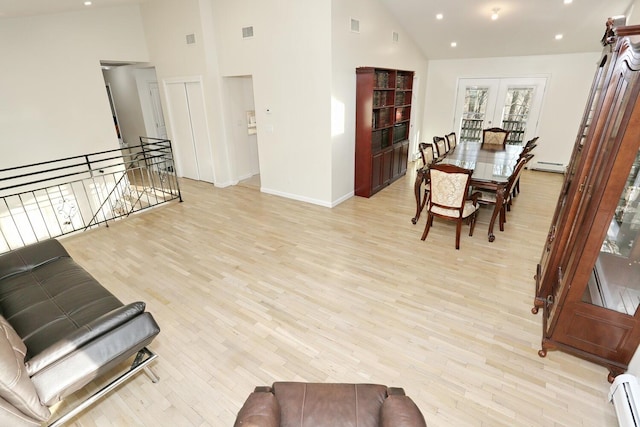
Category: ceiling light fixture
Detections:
[
  {"x1": 563, "y1": 0, "x2": 572, "y2": 4},
  {"x1": 451, "y1": 42, "x2": 457, "y2": 47},
  {"x1": 491, "y1": 8, "x2": 500, "y2": 20},
  {"x1": 84, "y1": 1, "x2": 92, "y2": 5},
  {"x1": 555, "y1": 34, "x2": 563, "y2": 40},
  {"x1": 436, "y1": 13, "x2": 444, "y2": 20}
]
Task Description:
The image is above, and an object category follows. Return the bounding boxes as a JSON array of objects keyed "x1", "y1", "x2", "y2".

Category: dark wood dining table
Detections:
[{"x1": 412, "y1": 140, "x2": 523, "y2": 242}]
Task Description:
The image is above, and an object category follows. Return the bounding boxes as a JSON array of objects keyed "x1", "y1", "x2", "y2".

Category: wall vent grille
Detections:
[
  {"x1": 186, "y1": 33, "x2": 196, "y2": 45},
  {"x1": 350, "y1": 18, "x2": 360, "y2": 33},
  {"x1": 242, "y1": 26, "x2": 254, "y2": 38}
]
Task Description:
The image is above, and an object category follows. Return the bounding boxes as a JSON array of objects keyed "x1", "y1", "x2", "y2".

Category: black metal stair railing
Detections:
[{"x1": 0, "y1": 137, "x2": 182, "y2": 253}]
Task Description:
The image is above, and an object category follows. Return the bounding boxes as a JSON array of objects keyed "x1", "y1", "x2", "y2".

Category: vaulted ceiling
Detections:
[
  {"x1": 379, "y1": 0, "x2": 634, "y2": 59},
  {"x1": 0, "y1": 0, "x2": 635, "y2": 60}
]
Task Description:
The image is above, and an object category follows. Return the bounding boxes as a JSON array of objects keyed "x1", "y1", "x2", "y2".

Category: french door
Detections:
[{"x1": 453, "y1": 78, "x2": 547, "y2": 145}]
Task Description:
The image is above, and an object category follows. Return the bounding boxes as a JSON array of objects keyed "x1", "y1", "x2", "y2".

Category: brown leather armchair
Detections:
[{"x1": 234, "y1": 382, "x2": 427, "y2": 427}]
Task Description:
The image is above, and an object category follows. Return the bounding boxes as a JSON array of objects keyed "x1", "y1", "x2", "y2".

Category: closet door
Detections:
[{"x1": 164, "y1": 79, "x2": 215, "y2": 183}]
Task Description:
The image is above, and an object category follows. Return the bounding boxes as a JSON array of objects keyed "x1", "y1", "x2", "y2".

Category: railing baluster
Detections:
[{"x1": 0, "y1": 138, "x2": 182, "y2": 252}]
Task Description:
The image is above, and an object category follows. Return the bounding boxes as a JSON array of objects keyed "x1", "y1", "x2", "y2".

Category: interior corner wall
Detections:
[
  {"x1": 212, "y1": 0, "x2": 333, "y2": 205},
  {"x1": 330, "y1": 0, "x2": 428, "y2": 205},
  {"x1": 140, "y1": 0, "x2": 231, "y2": 186},
  {"x1": 0, "y1": 5, "x2": 149, "y2": 169},
  {"x1": 422, "y1": 52, "x2": 601, "y2": 168}
]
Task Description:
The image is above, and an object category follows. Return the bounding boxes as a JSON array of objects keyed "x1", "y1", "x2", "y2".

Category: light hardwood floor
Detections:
[{"x1": 53, "y1": 166, "x2": 618, "y2": 426}]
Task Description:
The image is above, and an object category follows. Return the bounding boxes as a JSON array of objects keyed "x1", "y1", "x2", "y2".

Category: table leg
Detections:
[
  {"x1": 487, "y1": 184, "x2": 505, "y2": 242},
  {"x1": 411, "y1": 170, "x2": 425, "y2": 224}
]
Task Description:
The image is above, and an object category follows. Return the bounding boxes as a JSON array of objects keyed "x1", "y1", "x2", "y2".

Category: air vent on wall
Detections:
[
  {"x1": 350, "y1": 18, "x2": 360, "y2": 33},
  {"x1": 242, "y1": 26, "x2": 254, "y2": 39},
  {"x1": 392, "y1": 31, "x2": 399, "y2": 43},
  {"x1": 186, "y1": 33, "x2": 196, "y2": 45}
]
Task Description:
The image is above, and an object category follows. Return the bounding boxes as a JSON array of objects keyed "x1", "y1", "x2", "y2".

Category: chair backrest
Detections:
[
  {"x1": 482, "y1": 127, "x2": 509, "y2": 149},
  {"x1": 507, "y1": 154, "x2": 534, "y2": 193},
  {"x1": 429, "y1": 164, "x2": 473, "y2": 214},
  {"x1": 432, "y1": 136, "x2": 448, "y2": 157},
  {"x1": 418, "y1": 142, "x2": 435, "y2": 167},
  {"x1": 524, "y1": 136, "x2": 539, "y2": 148},
  {"x1": 445, "y1": 132, "x2": 457, "y2": 150}
]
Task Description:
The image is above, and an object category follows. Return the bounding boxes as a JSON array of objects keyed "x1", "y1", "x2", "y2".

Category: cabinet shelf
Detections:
[{"x1": 356, "y1": 67, "x2": 414, "y2": 198}]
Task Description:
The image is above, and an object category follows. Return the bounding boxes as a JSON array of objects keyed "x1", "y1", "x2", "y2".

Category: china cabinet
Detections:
[{"x1": 533, "y1": 25, "x2": 640, "y2": 381}]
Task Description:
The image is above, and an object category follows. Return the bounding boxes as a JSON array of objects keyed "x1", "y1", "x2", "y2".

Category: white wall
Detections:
[
  {"x1": 212, "y1": 0, "x2": 333, "y2": 205},
  {"x1": 331, "y1": 0, "x2": 429, "y2": 203},
  {"x1": 422, "y1": 52, "x2": 602, "y2": 168},
  {"x1": 0, "y1": 6, "x2": 149, "y2": 169},
  {"x1": 140, "y1": 0, "x2": 231, "y2": 186}
]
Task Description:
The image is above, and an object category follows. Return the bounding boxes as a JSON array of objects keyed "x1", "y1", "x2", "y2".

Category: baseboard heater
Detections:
[
  {"x1": 529, "y1": 161, "x2": 567, "y2": 174},
  {"x1": 609, "y1": 374, "x2": 640, "y2": 427}
]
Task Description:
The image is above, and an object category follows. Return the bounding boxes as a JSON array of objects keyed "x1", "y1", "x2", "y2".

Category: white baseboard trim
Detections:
[{"x1": 260, "y1": 187, "x2": 353, "y2": 208}]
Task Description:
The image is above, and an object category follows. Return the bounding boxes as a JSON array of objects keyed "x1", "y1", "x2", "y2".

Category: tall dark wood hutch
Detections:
[
  {"x1": 533, "y1": 25, "x2": 640, "y2": 381},
  {"x1": 355, "y1": 67, "x2": 414, "y2": 198}
]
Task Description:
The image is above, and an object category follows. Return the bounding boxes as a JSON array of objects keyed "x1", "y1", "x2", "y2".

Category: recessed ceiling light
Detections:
[
  {"x1": 84, "y1": 1, "x2": 92, "y2": 5},
  {"x1": 451, "y1": 42, "x2": 457, "y2": 47},
  {"x1": 491, "y1": 8, "x2": 500, "y2": 20},
  {"x1": 436, "y1": 13, "x2": 444, "y2": 20},
  {"x1": 564, "y1": 0, "x2": 572, "y2": 4},
  {"x1": 555, "y1": 34, "x2": 563, "y2": 40}
]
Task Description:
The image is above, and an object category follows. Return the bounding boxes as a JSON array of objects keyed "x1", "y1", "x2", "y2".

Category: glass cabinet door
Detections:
[{"x1": 582, "y1": 148, "x2": 640, "y2": 315}]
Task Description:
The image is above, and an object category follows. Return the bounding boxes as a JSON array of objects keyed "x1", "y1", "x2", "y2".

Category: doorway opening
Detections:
[{"x1": 222, "y1": 75, "x2": 260, "y2": 190}]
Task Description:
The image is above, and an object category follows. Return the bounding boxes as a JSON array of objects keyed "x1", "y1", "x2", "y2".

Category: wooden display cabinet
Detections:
[
  {"x1": 355, "y1": 67, "x2": 413, "y2": 198},
  {"x1": 533, "y1": 25, "x2": 640, "y2": 381}
]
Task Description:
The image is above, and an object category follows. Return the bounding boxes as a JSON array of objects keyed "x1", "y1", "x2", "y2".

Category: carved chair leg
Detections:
[
  {"x1": 469, "y1": 211, "x2": 477, "y2": 236},
  {"x1": 455, "y1": 220, "x2": 462, "y2": 249},
  {"x1": 421, "y1": 214, "x2": 433, "y2": 241}
]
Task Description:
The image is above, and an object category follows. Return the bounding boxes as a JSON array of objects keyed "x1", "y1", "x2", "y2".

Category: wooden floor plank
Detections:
[{"x1": 53, "y1": 166, "x2": 617, "y2": 426}]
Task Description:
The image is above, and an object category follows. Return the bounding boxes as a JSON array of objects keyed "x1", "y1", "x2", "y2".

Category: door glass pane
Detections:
[
  {"x1": 460, "y1": 87, "x2": 489, "y2": 142},
  {"x1": 500, "y1": 87, "x2": 534, "y2": 145},
  {"x1": 582, "y1": 148, "x2": 640, "y2": 315}
]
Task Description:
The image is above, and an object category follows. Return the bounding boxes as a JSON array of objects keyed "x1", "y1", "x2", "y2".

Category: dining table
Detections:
[{"x1": 412, "y1": 140, "x2": 524, "y2": 242}]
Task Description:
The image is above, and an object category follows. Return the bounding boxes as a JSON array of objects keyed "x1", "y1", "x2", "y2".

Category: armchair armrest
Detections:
[
  {"x1": 381, "y1": 388, "x2": 427, "y2": 427},
  {"x1": 469, "y1": 191, "x2": 482, "y2": 205},
  {"x1": 234, "y1": 387, "x2": 280, "y2": 427}
]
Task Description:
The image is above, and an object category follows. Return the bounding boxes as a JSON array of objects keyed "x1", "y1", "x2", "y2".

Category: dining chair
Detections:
[
  {"x1": 418, "y1": 142, "x2": 435, "y2": 168},
  {"x1": 414, "y1": 143, "x2": 436, "y2": 222},
  {"x1": 476, "y1": 154, "x2": 532, "y2": 231},
  {"x1": 421, "y1": 164, "x2": 481, "y2": 250},
  {"x1": 445, "y1": 132, "x2": 457, "y2": 151},
  {"x1": 482, "y1": 127, "x2": 509, "y2": 149},
  {"x1": 512, "y1": 153, "x2": 535, "y2": 199},
  {"x1": 433, "y1": 136, "x2": 448, "y2": 158}
]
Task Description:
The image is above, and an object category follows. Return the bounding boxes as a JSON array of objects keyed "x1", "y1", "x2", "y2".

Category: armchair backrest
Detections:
[
  {"x1": 0, "y1": 316, "x2": 50, "y2": 426},
  {"x1": 432, "y1": 136, "x2": 448, "y2": 157},
  {"x1": 482, "y1": 127, "x2": 509, "y2": 149},
  {"x1": 418, "y1": 142, "x2": 435, "y2": 167},
  {"x1": 445, "y1": 132, "x2": 457, "y2": 150},
  {"x1": 429, "y1": 164, "x2": 473, "y2": 214}
]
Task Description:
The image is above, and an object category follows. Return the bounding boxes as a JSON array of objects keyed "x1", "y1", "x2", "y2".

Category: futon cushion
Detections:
[
  {"x1": 0, "y1": 244, "x2": 123, "y2": 360},
  {"x1": 0, "y1": 315, "x2": 49, "y2": 422}
]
